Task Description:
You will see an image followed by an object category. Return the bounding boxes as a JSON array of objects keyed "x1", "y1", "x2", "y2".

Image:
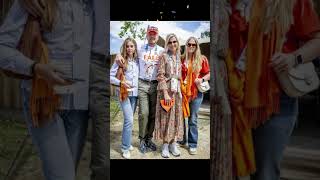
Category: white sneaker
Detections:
[
  {"x1": 189, "y1": 147, "x2": 197, "y2": 155},
  {"x1": 169, "y1": 143, "x2": 181, "y2": 157},
  {"x1": 161, "y1": 143, "x2": 170, "y2": 158},
  {"x1": 122, "y1": 150, "x2": 131, "y2": 159},
  {"x1": 129, "y1": 145, "x2": 134, "y2": 151}
]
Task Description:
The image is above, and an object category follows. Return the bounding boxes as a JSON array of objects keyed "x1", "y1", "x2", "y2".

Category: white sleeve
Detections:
[{"x1": 110, "y1": 62, "x2": 120, "y2": 86}]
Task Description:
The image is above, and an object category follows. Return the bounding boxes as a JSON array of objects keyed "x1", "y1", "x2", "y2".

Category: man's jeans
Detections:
[
  {"x1": 251, "y1": 94, "x2": 298, "y2": 180},
  {"x1": 21, "y1": 89, "x2": 88, "y2": 180},
  {"x1": 138, "y1": 79, "x2": 158, "y2": 140},
  {"x1": 120, "y1": 96, "x2": 137, "y2": 151},
  {"x1": 89, "y1": 54, "x2": 109, "y2": 180}
]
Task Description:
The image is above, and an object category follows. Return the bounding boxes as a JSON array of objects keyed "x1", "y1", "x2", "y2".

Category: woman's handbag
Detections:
[
  {"x1": 276, "y1": 62, "x2": 320, "y2": 97},
  {"x1": 197, "y1": 80, "x2": 210, "y2": 93}
]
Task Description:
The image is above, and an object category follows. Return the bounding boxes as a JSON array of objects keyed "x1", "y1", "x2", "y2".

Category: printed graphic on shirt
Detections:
[{"x1": 138, "y1": 44, "x2": 163, "y2": 80}]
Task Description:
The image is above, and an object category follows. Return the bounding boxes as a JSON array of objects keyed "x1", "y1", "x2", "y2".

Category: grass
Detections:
[
  {"x1": 110, "y1": 96, "x2": 121, "y2": 122},
  {"x1": 0, "y1": 120, "x2": 30, "y2": 179}
]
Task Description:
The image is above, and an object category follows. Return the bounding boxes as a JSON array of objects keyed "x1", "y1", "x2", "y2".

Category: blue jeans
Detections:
[
  {"x1": 187, "y1": 92, "x2": 204, "y2": 148},
  {"x1": 21, "y1": 89, "x2": 89, "y2": 180},
  {"x1": 251, "y1": 94, "x2": 298, "y2": 180},
  {"x1": 120, "y1": 96, "x2": 138, "y2": 151}
]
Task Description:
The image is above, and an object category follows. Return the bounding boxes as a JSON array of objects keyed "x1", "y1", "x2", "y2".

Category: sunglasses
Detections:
[
  {"x1": 187, "y1": 43, "x2": 197, "y2": 47},
  {"x1": 168, "y1": 41, "x2": 177, "y2": 45}
]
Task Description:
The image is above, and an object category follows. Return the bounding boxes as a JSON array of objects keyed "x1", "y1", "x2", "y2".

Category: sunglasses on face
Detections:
[
  {"x1": 187, "y1": 43, "x2": 197, "y2": 47},
  {"x1": 168, "y1": 40, "x2": 177, "y2": 45}
]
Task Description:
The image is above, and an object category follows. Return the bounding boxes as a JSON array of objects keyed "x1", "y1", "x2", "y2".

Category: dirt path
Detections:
[{"x1": 110, "y1": 103, "x2": 210, "y2": 159}]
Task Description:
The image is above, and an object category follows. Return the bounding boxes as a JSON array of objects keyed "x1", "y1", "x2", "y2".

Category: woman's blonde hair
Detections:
[
  {"x1": 164, "y1": 33, "x2": 181, "y2": 56},
  {"x1": 261, "y1": 0, "x2": 300, "y2": 34},
  {"x1": 20, "y1": 0, "x2": 57, "y2": 31},
  {"x1": 182, "y1": 37, "x2": 203, "y2": 73},
  {"x1": 120, "y1": 37, "x2": 138, "y2": 69}
]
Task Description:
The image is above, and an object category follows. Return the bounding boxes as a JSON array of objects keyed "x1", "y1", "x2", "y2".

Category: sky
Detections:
[{"x1": 110, "y1": 21, "x2": 210, "y2": 54}]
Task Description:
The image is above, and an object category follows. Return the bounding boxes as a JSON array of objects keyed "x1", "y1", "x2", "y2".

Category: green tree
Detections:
[
  {"x1": 201, "y1": 30, "x2": 210, "y2": 38},
  {"x1": 118, "y1": 21, "x2": 146, "y2": 40}
]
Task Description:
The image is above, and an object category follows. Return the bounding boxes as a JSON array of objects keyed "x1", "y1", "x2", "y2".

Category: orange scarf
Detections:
[
  {"x1": 19, "y1": 16, "x2": 60, "y2": 127},
  {"x1": 181, "y1": 58, "x2": 198, "y2": 119},
  {"x1": 227, "y1": 0, "x2": 285, "y2": 176},
  {"x1": 116, "y1": 67, "x2": 128, "y2": 101},
  {"x1": 245, "y1": 0, "x2": 283, "y2": 128},
  {"x1": 1, "y1": 2, "x2": 61, "y2": 127},
  {"x1": 225, "y1": 50, "x2": 256, "y2": 176}
]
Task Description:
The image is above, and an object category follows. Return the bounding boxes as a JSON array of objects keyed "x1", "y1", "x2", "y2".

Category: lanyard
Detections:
[{"x1": 169, "y1": 54, "x2": 179, "y2": 76}]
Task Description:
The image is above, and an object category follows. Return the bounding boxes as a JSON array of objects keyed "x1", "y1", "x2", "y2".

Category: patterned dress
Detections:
[
  {"x1": 211, "y1": 1, "x2": 233, "y2": 179},
  {"x1": 154, "y1": 52, "x2": 184, "y2": 143}
]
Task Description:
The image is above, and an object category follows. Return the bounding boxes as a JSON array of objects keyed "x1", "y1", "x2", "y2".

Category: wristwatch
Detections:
[
  {"x1": 31, "y1": 62, "x2": 38, "y2": 76},
  {"x1": 295, "y1": 54, "x2": 303, "y2": 66}
]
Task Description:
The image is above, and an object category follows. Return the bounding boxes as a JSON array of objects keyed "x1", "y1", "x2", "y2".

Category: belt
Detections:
[{"x1": 139, "y1": 78, "x2": 158, "y2": 83}]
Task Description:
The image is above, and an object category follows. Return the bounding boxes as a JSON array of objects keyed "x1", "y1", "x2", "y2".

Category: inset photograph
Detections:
[{"x1": 110, "y1": 21, "x2": 211, "y2": 159}]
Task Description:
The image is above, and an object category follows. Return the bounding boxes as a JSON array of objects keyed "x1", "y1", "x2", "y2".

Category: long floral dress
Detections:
[{"x1": 154, "y1": 52, "x2": 184, "y2": 143}]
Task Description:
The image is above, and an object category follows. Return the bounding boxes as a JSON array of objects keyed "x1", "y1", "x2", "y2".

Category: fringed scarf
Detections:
[
  {"x1": 181, "y1": 57, "x2": 198, "y2": 119},
  {"x1": 2, "y1": 0, "x2": 61, "y2": 127},
  {"x1": 116, "y1": 67, "x2": 128, "y2": 101},
  {"x1": 245, "y1": 0, "x2": 283, "y2": 128},
  {"x1": 228, "y1": 0, "x2": 288, "y2": 176},
  {"x1": 225, "y1": 49, "x2": 256, "y2": 176},
  {"x1": 19, "y1": 15, "x2": 60, "y2": 127}
]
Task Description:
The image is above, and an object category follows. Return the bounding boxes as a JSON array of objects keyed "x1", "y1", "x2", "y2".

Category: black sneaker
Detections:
[
  {"x1": 145, "y1": 139, "x2": 157, "y2": 151},
  {"x1": 139, "y1": 140, "x2": 147, "y2": 154}
]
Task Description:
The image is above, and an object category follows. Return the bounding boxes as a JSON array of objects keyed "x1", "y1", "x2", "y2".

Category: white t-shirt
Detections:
[{"x1": 138, "y1": 44, "x2": 164, "y2": 81}]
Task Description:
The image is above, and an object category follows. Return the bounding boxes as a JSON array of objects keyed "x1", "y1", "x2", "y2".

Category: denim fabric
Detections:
[
  {"x1": 251, "y1": 94, "x2": 298, "y2": 180},
  {"x1": 21, "y1": 89, "x2": 88, "y2": 180},
  {"x1": 120, "y1": 96, "x2": 138, "y2": 151},
  {"x1": 188, "y1": 92, "x2": 204, "y2": 148}
]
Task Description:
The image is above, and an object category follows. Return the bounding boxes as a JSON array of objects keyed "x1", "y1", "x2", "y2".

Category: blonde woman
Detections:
[
  {"x1": 154, "y1": 33, "x2": 184, "y2": 158},
  {"x1": 110, "y1": 38, "x2": 139, "y2": 159},
  {"x1": 179, "y1": 37, "x2": 210, "y2": 155},
  {"x1": 228, "y1": 0, "x2": 320, "y2": 179}
]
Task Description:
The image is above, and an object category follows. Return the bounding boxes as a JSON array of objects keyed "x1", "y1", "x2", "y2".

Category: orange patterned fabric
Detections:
[
  {"x1": 244, "y1": 0, "x2": 282, "y2": 128},
  {"x1": 116, "y1": 67, "x2": 128, "y2": 101},
  {"x1": 181, "y1": 57, "x2": 197, "y2": 118},
  {"x1": 20, "y1": 16, "x2": 61, "y2": 127},
  {"x1": 225, "y1": 50, "x2": 256, "y2": 176}
]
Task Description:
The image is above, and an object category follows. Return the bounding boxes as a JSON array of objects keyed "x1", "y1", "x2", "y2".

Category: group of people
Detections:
[
  {"x1": 110, "y1": 26, "x2": 210, "y2": 159},
  {"x1": 0, "y1": 0, "x2": 108, "y2": 180}
]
